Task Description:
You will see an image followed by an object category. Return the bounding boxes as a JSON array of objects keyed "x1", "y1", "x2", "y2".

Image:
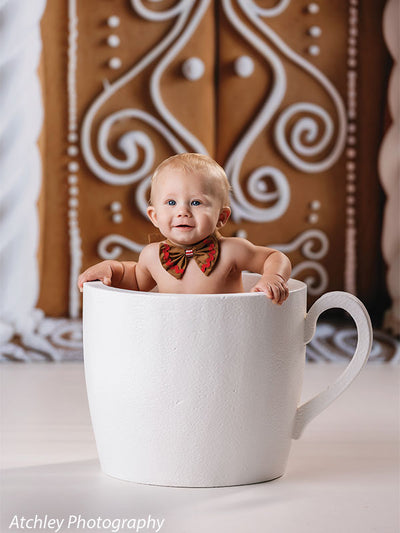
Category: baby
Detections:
[{"x1": 78, "y1": 153, "x2": 291, "y2": 304}]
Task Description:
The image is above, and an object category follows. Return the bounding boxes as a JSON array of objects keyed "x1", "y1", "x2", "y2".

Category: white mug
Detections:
[{"x1": 83, "y1": 274, "x2": 372, "y2": 487}]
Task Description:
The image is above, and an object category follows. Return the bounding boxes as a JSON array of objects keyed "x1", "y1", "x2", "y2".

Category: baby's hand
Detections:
[
  {"x1": 77, "y1": 260, "x2": 123, "y2": 293},
  {"x1": 250, "y1": 274, "x2": 289, "y2": 305}
]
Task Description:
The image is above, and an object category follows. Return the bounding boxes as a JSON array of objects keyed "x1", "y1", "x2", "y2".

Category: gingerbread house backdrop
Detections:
[{"x1": 0, "y1": 0, "x2": 399, "y2": 361}]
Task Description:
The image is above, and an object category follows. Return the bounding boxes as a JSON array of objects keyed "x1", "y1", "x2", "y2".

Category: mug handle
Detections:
[{"x1": 292, "y1": 291, "x2": 373, "y2": 439}]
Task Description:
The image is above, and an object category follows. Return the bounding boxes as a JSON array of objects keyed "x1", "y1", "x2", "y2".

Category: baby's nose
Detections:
[{"x1": 177, "y1": 204, "x2": 192, "y2": 216}]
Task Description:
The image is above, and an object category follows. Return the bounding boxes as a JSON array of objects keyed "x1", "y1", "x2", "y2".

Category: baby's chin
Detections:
[{"x1": 165, "y1": 229, "x2": 209, "y2": 246}]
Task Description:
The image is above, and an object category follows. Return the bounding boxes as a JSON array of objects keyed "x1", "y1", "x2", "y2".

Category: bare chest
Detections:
[{"x1": 150, "y1": 255, "x2": 243, "y2": 294}]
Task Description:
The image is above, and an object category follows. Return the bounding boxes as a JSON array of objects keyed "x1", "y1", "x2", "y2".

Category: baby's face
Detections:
[{"x1": 147, "y1": 168, "x2": 230, "y2": 246}]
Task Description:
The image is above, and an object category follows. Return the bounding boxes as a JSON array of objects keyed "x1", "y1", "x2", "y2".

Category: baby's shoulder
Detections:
[
  {"x1": 139, "y1": 242, "x2": 161, "y2": 261},
  {"x1": 219, "y1": 236, "x2": 253, "y2": 252},
  {"x1": 219, "y1": 237, "x2": 253, "y2": 264}
]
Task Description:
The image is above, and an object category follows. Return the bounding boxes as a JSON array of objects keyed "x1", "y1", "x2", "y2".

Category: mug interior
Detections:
[{"x1": 86, "y1": 274, "x2": 306, "y2": 298}]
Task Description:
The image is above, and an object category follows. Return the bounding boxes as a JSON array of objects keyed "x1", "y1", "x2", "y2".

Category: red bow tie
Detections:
[{"x1": 159, "y1": 234, "x2": 219, "y2": 279}]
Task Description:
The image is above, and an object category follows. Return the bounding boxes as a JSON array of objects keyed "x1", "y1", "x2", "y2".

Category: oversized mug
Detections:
[{"x1": 83, "y1": 274, "x2": 372, "y2": 487}]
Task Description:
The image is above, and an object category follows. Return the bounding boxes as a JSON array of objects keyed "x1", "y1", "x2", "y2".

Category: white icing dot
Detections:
[
  {"x1": 348, "y1": 47, "x2": 357, "y2": 57},
  {"x1": 346, "y1": 148, "x2": 357, "y2": 159},
  {"x1": 347, "y1": 135, "x2": 357, "y2": 145},
  {"x1": 107, "y1": 16, "x2": 120, "y2": 28},
  {"x1": 68, "y1": 145, "x2": 79, "y2": 157},
  {"x1": 308, "y1": 25, "x2": 322, "y2": 37},
  {"x1": 68, "y1": 175, "x2": 78, "y2": 185},
  {"x1": 107, "y1": 34, "x2": 120, "y2": 48},
  {"x1": 69, "y1": 198, "x2": 79, "y2": 208},
  {"x1": 348, "y1": 109, "x2": 356, "y2": 120},
  {"x1": 346, "y1": 161, "x2": 356, "y2": 171},
  {"x1": 112, "y1": 213, "x2": 123, "y2": 224},
  {"x1": 307, "y1": 3, "x2": 320, "y2": 14},
  {"x1": 110, "y1": 201, "x2": 122, "y2": 212},
  {"x1": 347, "y1": 207, "x2": 356, "y2": 217},
  {"x1": 69, "y1": 186, "x2": 79, "y2": 196},
  {"x1": 109, "y1": 57, "x2": 122, "y2": 69},
  {"x1": 347, "y1": 218, "x2": 356, "y2": 228},
  {"x1": 347, "y1": 173, "x2": 356, "y2": 182},
  {"x1": 347, "y1": 183, "x2": 356, "y2": 193},
  {"x1": 236, "y1": 229, "x2": 248, "y2": 239},
  {"x1": 308, "y1": 45, "x2": 320, "y2": 56},
  {"x1": 68, "y1": 132, "x2": 78, "y2": 143},
  {"x1": 182, "y1": 57, "x2": 205, "y2": 81},
  {"x1": 348, "y1": 123, "x2": 356, "y2": 133},
  {"x1": 68, "y1": 218, "x2": 78, "y2": 228},
  {"x1": 68, "y1": 162, "x2": 79, "y2": 172},
  {"x1": 234, "y1": 55, "x2": 255, "y2": 78},
  {"x1": 308, "y1": 213, "x2": 319, "y2": 224},
  {"x1": 310, "y1": 200, "x2": 321, "y2": 210},
  {"x1": 68, "y1": 209, "x2": 78, "y2": 219},
  {"x1": 347, "y1": 195, "x2": 356, "y2": 205}
]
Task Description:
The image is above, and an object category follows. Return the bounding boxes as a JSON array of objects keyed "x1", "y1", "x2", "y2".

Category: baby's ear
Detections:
[
  {"x1": 217, "y1": 207, "x2": 231, "y2": 228},
  {"x1": 147, "y1": 206, "x2": 159, "y2": 227}
]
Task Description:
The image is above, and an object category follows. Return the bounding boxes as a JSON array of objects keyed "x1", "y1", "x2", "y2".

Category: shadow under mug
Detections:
[{"x1": 83, "y1": 274, "x2": 372, "y2": 487}]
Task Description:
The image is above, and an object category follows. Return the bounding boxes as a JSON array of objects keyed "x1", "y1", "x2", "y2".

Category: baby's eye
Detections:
[
  {"x1": 167, "y1": 200, "x2": 176, "y2": 206},
  {"x1": 191, "y1": 200, "x2": 201, "y2": 206}
]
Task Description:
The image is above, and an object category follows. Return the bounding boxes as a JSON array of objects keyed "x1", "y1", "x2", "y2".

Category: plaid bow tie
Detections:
[{"x1": 159, "y1": 233, "x2": 219, "y2": 279}]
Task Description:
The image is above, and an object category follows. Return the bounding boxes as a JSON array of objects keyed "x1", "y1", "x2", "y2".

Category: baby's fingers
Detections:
[
  {"x1": 250, "y1": 283, "x2": 274, "y2": 298},
  {"x1": 274, "y1": 282, "x2": 289, "y2": 304}
]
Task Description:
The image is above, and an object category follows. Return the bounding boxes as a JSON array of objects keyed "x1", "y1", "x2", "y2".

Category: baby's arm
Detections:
[
  {"x1": 78, "y1": 260, "x2": 138, "y2": 292},
  {"x1": 135, "y1": 243, "x2": 158, "y2": 292},
  {"x1": 232, "y1": 239, "x2": 291, "y2": 304}
]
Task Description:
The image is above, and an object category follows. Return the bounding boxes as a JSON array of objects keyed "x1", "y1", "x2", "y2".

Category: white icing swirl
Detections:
[
  {"x1": 81, "y1": 0, "x2": 202, "y2": 186},
  {"x1": 98, "y1": 235, "x2": 145, "y2": 260},
  {"x1": 271, "y1": 229, "x2": 329, "y2": 295}
]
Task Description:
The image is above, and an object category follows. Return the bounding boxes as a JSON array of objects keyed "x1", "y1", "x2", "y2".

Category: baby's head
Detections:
[
  {"x1": 150, "y1": 153, "x2": 230, "y2": 208},
  {"x1": 147, "y1": 153, "x2": 231, "y2": 245}
]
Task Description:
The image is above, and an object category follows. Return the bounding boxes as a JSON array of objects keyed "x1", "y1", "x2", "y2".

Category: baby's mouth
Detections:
[{"x1": 175, "y1": 224, "x2": 193, "y2": 228}]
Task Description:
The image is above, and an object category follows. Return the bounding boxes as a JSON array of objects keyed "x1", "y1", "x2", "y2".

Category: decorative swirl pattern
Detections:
[
  {"x1": 223, "y1": 0, "x2": 290, "y2": 223},
  {"x1": 98, "y1": 235, "x2": 145, "y2": 260},
  {"x1": 81, "y1": 0, "x2": 207, "y2": 186},
  {"x1": 307, "y1": 323, "x2": 400, "y2": 364},
  {"x1": 94, "y1": 109, "x2": 184, "y2": 185},
  {"x1": 0, "y1": 0, "x2": 47, "y2": 347},
  {"x1": 271, "y1": 230, "x2": 330, "y2": 295},
  {"x1": 0, "y1": 318, "x2": 84, "y2": 362},
  {"x1": 236, "y1": 0, "x2": 346, "y2": 173},
  {"x1": 223, "y1": 0, "x2": 346, "y2": 223},
  {"x1": 291, "y1": 261, "x2": 328, "y2": 296},
  {"x1": 230, "y1": 166, "x2": 290, "y2": 222},
  {"x1": 275, "y1": 103, "x2": 336, "y2": 172}
]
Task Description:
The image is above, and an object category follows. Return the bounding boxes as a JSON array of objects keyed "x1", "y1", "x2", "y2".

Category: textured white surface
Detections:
[
  {"x1": 1, "y1": 363, "x2": 399, "y2": 533},
  {"x1": 83, "y1": 275, "x2": 372, "y2": 487},
  {"x1": 0, "y1": 0, "x2": 46, "y2": 344},
  {"x1": 379, "y1": 0, "x2": 400, "y2": 334}
]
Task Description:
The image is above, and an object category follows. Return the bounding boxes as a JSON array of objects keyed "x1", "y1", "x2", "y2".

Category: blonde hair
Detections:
[{"x1": 150, "y1": 153, "x2": 231, "y2": 206}]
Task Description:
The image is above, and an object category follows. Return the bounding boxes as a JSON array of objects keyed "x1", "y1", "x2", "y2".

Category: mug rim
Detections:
[{"x1": 84, "y1": 275, "x2": 307, "y2": 299}]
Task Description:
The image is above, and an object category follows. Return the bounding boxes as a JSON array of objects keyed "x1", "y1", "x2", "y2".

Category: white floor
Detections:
[{"x1": 1, "y1": 363, "x2": 399, "y2": 533}]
